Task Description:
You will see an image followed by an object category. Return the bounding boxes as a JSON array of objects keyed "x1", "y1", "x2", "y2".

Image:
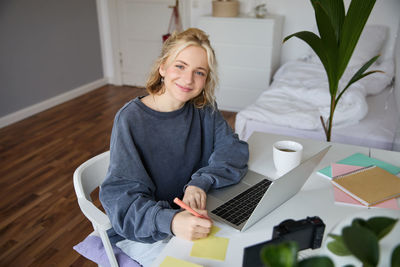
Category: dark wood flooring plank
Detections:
[{"x1": 0, "y1": 84, "x2": 236, "y2": 266}]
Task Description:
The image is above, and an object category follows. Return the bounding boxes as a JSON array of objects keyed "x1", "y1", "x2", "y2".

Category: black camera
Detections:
[
  {"x1": 242, "y1": 216, "x2": 325, "y2": 267},
  {"x1": 272, "y1": 216, "x2": 325, "y2": 250}
]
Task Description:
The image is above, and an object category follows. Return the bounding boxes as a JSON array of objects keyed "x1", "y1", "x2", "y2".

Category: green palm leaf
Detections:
[
  {"x1": 284, "y1": 0, "x2": 378, "y2": 141},
  {"x1": 312, "y1": 1, "x2": 337, "y2": 50},
  {"x1": 283, "y1": 31, "x2": 339, "y2": 94},
  {"x1": 283, "y1": 31, "x2": 326, "y2": 63},
  {"x1": 312, "y1": 0, "x2": 345, "y2": 40},
  {"x1": 311, "y1": 1, "x2": 339, "y2": 84},
  {"x1": 338, "y1": 0, "x2": 376, "y2": 77},
  {"x1": 336, "y1": 55, "x2": 381, "y2": 103}
]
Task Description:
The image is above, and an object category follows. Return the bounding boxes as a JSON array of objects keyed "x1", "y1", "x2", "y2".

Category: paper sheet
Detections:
[
  {"x1": 159, "y1": 256, "x2": 203, "y2": 267},
  {"x1": 318, "y1": 153, "x2": 400, "y2": 179},
  {"x1": 190, "y1": 226, "x2": 229, "y2": 261},
  {"x1": 331, "y1": 163, "x2": 365, "y2": 177}
]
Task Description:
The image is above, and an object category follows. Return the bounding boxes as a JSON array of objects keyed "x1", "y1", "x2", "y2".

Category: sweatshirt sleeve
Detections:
[
  {"x1": 188, "y1": 107, "x2": 249, "y2": 192},
  {"x1": 99, "y1": 110, "x2": 178, "y2": 243}
]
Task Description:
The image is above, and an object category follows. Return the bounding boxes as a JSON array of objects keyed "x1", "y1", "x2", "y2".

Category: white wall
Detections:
[
  {"x1": 393, "y1": 21, "x2": 400, "y2": 151},
  {"x1": 396, "y1": 22, "x2": 400, "y2": 107},
  {"x1": 395, "y1": 20, "x2": 400, "y2": 112},
  {"x1": 189, "y1": 0, "x2": 400, "y2": 64}
]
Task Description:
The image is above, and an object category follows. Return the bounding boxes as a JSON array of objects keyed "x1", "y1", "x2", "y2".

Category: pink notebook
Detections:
[{"x1": 331, "y1": 163, "x2": 399, "y2": 210}]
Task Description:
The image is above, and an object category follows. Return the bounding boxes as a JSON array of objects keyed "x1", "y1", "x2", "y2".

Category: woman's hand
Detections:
[
  {"x1": 171, "y1": 209, "x2": 212, "y2": 241},
  {"x1": 183, "y1": 185, "x2": 207, "y2": 209}
]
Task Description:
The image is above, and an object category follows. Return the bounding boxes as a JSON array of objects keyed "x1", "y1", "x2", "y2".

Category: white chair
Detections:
[{"x1": 73, "y1": 151, "x2": 119, "y2": 267}]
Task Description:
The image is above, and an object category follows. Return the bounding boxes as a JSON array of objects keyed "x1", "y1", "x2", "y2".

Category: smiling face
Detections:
[{"x1": 158, "y1": 45, "x2": 209, "y2": 109}]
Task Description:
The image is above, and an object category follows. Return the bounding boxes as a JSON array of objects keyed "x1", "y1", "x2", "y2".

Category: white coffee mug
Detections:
[{"x1": 273, "y1": 140, "x2": 303, "y2": 176}]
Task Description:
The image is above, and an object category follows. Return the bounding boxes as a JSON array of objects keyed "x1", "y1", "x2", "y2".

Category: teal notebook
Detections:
[{"x1": 317, "y1": 153, "x2": 400, "y2": 179}]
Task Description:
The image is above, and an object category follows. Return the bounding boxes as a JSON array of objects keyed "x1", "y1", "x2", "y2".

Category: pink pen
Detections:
[{"x1": 173, "y1": 197, "x2": 211, "y2": 220}]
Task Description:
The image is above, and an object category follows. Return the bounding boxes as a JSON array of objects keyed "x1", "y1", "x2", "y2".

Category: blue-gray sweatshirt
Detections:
[{"x1": 100, "y1": 96, "x2": 249, "y2": 243}]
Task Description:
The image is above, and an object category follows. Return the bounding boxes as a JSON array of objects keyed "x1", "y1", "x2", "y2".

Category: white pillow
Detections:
[
  {"x1": 348, "y1": 24, "x2": 388, "y2": 66},
  {"x1": 306, "y1": 25, "x2": 388, "y2": 67},
  {"x1": 354, "y1": 59, "x2": 394, "y2": 95}
]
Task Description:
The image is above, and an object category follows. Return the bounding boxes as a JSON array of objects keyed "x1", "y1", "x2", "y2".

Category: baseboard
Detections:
[{"x1": 0, "y1": 78, "x2": 108, "y2": 128}]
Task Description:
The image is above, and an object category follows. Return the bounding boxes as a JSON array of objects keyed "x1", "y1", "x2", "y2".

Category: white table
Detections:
[{"x1": 152, "y1": 132, "x2": 400, "y2": 267}]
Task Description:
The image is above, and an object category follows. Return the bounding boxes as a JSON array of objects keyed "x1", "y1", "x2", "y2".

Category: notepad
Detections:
[
  {"x1": 331, "y1": 165, "x2": 400, "y2": 206},
  {"x1": 332, "y1": 186, "x2": 399, "y2": 209},
  {"x1": 317, "y1": 153, "x2": 400, "y2": 179},
  {"x1": 331, "y1": 163, "x2": 399, "y2": 209}
]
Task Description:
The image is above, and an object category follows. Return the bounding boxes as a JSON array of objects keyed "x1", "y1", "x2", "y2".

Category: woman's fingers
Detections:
[
  {"x1": 171, "y1": 210, "x2": 213, "y2": 241},
  {"x1": 183, "y1": 185, "x2": 207, "y2": 209}
]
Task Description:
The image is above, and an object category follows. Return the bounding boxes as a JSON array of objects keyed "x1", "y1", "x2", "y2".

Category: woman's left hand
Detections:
[{"x1": 183, "y1": 186, "x2": 207, "y2": 209}]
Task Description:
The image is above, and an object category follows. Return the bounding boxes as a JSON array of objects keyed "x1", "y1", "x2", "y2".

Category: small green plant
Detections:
[
  {"x1": 327, "y1": 216, "x2": 399, "y2": 267},
  {"x1": 260, "y1": 216, "x2": 400, "y2": 267},
  {"x1": 283, "y1": 0, "x2": 382, "y2": 142},
  {"x1": 261, "y1": 241, "x2": 334, "y2": 267}
]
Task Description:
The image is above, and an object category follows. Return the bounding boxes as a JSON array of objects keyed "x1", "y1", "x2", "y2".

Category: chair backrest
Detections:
[
  {"x1": 73, "y1": 151, "x2": 110, "y2": 201},
  {"x1": 73, "y1": 151, "x2": 120, "y2": 267}
]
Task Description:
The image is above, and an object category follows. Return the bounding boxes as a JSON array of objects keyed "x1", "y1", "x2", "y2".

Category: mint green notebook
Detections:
[{"x1": 317, "y1": 153, "x2": 400, "y2": 179}]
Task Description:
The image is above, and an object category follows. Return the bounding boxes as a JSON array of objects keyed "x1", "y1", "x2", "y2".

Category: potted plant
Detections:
[
  {"x1": 260, "y1": 216, "x2": 400, "y2": 267},
  {"x1": 283, "y1": 0, "x2": 382, "y2": 141}
]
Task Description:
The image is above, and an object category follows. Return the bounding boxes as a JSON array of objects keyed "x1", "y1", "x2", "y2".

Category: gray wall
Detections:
[{"x1": 0, "y1": 0, "x2": 103, "y2": 117}]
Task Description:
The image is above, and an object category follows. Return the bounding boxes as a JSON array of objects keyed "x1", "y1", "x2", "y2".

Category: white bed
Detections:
[{"x1": 235, "y1": 25, "x2": 400, "y2": 151}]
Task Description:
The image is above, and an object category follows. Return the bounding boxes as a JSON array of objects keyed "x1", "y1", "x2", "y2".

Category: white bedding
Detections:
[
  {"x1": 235, "y1": 59, "x2": 399, "y2": 150},
  {"x1": 236, "y1": 86, "x2": 399, "y2": 150}
]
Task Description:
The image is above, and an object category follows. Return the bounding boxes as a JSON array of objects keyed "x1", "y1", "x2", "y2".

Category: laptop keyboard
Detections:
[{"x1": 211, "y1": 179, "x2": 272, "y2": 226}]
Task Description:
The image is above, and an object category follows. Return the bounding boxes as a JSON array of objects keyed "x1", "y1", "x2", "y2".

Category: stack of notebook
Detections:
[{"x1": 317, "y1": 153, "x2": 400, "y2": 209}]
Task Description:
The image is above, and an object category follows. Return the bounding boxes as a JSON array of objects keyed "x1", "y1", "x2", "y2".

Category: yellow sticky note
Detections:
[
  {"x1": 159, "y1": 256, "x2": 203, "y2": 267},
  {"x1": 190, "y1": 226, "x2": 229, "y2": 261},
  {"x1": 209, "y1": 225, "x2": 221, "y2": 236}
]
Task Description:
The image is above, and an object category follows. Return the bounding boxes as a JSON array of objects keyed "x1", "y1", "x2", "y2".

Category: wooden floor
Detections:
[{"x1": 0, "y1": 85, "x2": 236, "y2": 266}]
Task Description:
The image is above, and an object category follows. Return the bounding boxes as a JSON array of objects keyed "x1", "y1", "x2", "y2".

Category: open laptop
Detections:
[{"x1": 206, "y1": 146, "x2": 330, "y2": 231}]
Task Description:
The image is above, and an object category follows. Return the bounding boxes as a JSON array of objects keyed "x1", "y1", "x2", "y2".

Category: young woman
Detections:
[{"x1": 100, "y1": 28, "x2": 249, "y2": 247}]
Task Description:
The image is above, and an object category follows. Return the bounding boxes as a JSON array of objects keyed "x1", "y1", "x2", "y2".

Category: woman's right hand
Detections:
[{"x1": 171, "y1": 209, "x2": 213, "y2": 241}]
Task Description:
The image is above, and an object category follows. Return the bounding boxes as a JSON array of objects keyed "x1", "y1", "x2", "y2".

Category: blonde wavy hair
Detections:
[{"x1": 146, "y1": 28, "x2": 218, "y2": 109}]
